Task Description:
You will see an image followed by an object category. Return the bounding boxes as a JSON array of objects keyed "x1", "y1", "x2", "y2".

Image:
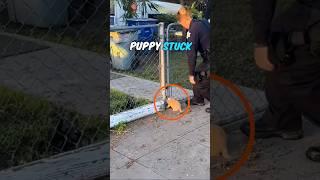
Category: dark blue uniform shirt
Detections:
[
  {"x1": 186, "y1": 19, "x2": 210, "y2": 76},
  {"x1": 253, "y1": 0, "x2": 320, "y2": 45}
]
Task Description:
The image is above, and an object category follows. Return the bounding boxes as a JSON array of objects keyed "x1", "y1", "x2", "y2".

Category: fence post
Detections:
[{"x1": 159, "y1": 22, "x2": 166, "y2": 104}]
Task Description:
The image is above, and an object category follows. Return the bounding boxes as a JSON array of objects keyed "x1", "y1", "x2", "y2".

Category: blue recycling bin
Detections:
[{"x1": 126, "y1": 18, "x2": 158, "y2": 42}]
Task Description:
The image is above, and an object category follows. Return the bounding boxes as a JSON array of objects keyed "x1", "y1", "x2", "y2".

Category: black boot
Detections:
[
  {"x1": 240, "y1": 120, "x2": 303, "y2": 140},
  {"x1": 306, "y1": 146, "x2": 320, "y2": 162},
  {"x1": 304, "y1": 113, "x2": 320, "y2": 127},
  {"x1": 188, "y1": 98, "x2": 205, "y2": 106}
]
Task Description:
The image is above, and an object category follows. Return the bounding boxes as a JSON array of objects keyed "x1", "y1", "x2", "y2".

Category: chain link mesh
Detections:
[
  {"x1": 110, "y1": 24, "x2": 160, "y2": 116},
  {"x1": 212, "y1": 0, "x2": 267, "y2": 125},
  {"x1": 0, "y1": 0, "x2": 108, "y2": 177},
  {"x1": 166, "y1": 23, "x2": 191, "y2": 99},
  {"x1": 211, "y1": 0, "x2": 268, "y2": 175}
]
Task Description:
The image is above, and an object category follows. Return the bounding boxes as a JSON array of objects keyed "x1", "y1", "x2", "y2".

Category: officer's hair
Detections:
[{"x1": 176, "y1": 6, "x2": 192, "y2": 21}]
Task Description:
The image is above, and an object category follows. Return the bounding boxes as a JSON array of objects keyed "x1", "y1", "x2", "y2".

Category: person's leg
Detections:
[
  {"x1": 300, "y1": 78, "x2": 320, "y2": 127},
  {"x1": 304, "y1": 111, "x2": 320, "y2": 162},
  {"x1": 262, "y1": 71, "x2": 303, "y2": 131},
  {"x1": 306, "y1": 146, "x2": 320, "y2": 162},
  {"x1": 288, "y1": 47, "x2": 320, "y2": 126},
  {"x1": 192, "y1": 84, "x2": 205, "y2": 105},
  {"x1": 298, "y1": 72, "x2": 320, "y2": 162},
  {"x1": 191, "y1": 62, "x2": 210, "y2": 106},
  {"x1": 191, "y1": 73, "x2": 205, "y2": 106},
  {"x1": 302, "y1": 104, "x2": 320, "y2": 128},
  {"x1": 241, "y1": 70, "x2": 303, "y2": 139},
  {"x1": 197, "y1": 76, "x2": 210, "y2": 113},
  {"x1": 199, "y1": 77, "x2": 210, "y2": 101},
  {"x1": 293, "y1": 47, "x2": 320, "y2": 162}
]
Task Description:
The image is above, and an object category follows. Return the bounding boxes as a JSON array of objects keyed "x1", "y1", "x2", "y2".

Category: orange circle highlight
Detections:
[
  {"x1": 153, "y1": 84, "x2": 191, "y2": 121},
  {"x1": 211, "y1": 74, "x2": 255, "y2": 180}
]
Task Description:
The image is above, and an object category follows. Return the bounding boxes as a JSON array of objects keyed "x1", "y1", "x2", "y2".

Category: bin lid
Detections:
[
  {"x1": 111, "y1": 28, "x2": 138, "y2": 34},
  {"x1": 126, "y1": 18, "x2": 158, "y2": 22}
]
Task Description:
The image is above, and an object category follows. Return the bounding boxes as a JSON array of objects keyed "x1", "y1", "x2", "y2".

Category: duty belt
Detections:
[
  {"x1": 195, "y1": 71, "x2": 209, "y2": 82},
  {"x1": 270, "y1": 31, "x2": 312, "y2": 66},
  {"x1": 289, "y1": 31, "x2": 310, "y2": 46}
]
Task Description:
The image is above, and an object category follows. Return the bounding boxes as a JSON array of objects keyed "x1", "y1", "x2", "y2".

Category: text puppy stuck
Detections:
[{"x1": 130, "y1": 42, "x2": 192, "y2": 51}]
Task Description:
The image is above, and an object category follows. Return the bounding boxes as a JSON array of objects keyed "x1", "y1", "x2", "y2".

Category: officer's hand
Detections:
[
  {"x1": 189, "y1": 75, "x2": 196, "y2": 85},
  {"x1": 254, "y1": 46, "x2": 274, "y2": 71}
]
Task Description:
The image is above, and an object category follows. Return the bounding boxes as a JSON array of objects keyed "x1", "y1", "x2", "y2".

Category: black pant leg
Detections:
[
  {"x1": 292, "y1": 47, "x2": 320, "y2": 127},
  {"x1": 192, "y1": 84, "x2": 205, "y2": 103},
  {"x1": 298, "y1": 69, "x2": 320, "y2": 127},
  {"x1": 263, "y1": 71, "x2": 303, "y2": 130},
  {"x1": 193, "y1": 76, "x2": 210, "y2": 103},
  {"x1": 263, "y1": 45, "x2": 320, "y2": 130},
  {"x1": 199, "y1": 78, "x2": 210, "y2": 101}
]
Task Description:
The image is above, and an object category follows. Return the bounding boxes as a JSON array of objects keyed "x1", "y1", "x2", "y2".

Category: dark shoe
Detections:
[
  {"x1": 240, "y1": 121, "x2": 303, "y2": 140},
  {"x1": 205, "y1": 108, "x2": 210, "y2": 113},
  {"x1": 306, "y1": 146, "x2": 320, "y2": 162},
  {"x1": 304, "y1": 114, "x2": 320, "y2": 127},
  {"x1": 188, "y1": 99, "x2": 205, "y2": 106}
]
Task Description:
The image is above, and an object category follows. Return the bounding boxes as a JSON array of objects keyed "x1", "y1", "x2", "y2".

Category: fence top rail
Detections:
[
  {"x1": 166, "y1": 23, "x2": 181, "y2": 41},
  {"x1": 110, "y1": 24, "x2": 161, "y2": 31}
]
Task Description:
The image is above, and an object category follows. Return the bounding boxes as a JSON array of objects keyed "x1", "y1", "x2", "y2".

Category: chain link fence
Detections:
[
  {"x1": 110, "y1": 24, "x2": 161, "y2": 81},
  {"x1": 166, "y1": 23, "x2": 190, "y2": 89},
  {"x1": 212, "y1": 0, "x2": 268, "y2": 125},
  {"x1": 109, "y1": 0, "x2": 212, "y2": 125},
  {"x1": 110, "y1": 24, "x2": 162, "y2": 119},
  {"x1": 211, "y1": 0, "x2": 268, "y2": 176},
  {"x1": 0, "y1": 0, "x2": 108, "y2": 178},
  {"x1": 110, "y1": 22, "x2": 196, "y2": 122}
]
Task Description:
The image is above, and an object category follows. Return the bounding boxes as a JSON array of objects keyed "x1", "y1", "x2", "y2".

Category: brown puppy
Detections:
[
  {"x1": 167, "y1": 97, "x2": 183, "y2": 113},
  {"x1": 211, "y1": 124, "x2": 231, "y2": 160}
]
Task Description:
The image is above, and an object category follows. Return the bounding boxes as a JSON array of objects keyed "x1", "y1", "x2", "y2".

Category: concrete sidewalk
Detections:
[
  {"x1": 111, "y1": 76, "x2": 320, "y2": 180},
  {"x1": 0, "y1": 33, "x2": 107, "y2": 116},
  {"x1": 111, "y1": 104, "x2": 210, "y2": 179},
  {"x1": 109, "y1": 64, "x2": 269, "y2": 179},
  {"x1": 110, "y1": 80, "x2": 267, "y2": 180},
  {"x1": 211, "y1": 81, "x2": 320, "y2": 179},
  {"x1": 213, "y1": 119, "x2": 320, "y2": 180},
  {"x1": 110, "y1": 69, "x2": 209, "y2": 179}
]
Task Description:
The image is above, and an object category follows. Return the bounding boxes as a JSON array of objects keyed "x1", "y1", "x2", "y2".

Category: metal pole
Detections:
[
  {"x1": 159, "y1": 22, "x2": 166, "y2": 104},
  {"x1": 166, "y1": 24, "x2": 171, "y2": 97}
]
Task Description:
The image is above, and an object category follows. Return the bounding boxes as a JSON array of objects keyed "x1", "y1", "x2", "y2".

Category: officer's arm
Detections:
[
  {"x1": 187, "y1": 30, "x2": 199, "y2": 76},
  {"x1": 253, "y1": 0, "x2": 276, "y2": 45}
]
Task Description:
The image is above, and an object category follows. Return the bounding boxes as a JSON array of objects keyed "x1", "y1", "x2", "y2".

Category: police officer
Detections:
[
  {"x1": 177, "y1": 6, "x2": 211, "y2": 113},
  {"x1": 240, "y1": 0, "x2": 320, "y2": 162}
]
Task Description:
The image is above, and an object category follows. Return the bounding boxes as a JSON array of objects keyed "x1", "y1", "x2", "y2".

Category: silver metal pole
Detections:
[
  {"x1": 159, "y1": 22, "x2": 166, "y2": 103},
  {"x1": 166, "y1": 24, "x2": 171, "y2": 97}
]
